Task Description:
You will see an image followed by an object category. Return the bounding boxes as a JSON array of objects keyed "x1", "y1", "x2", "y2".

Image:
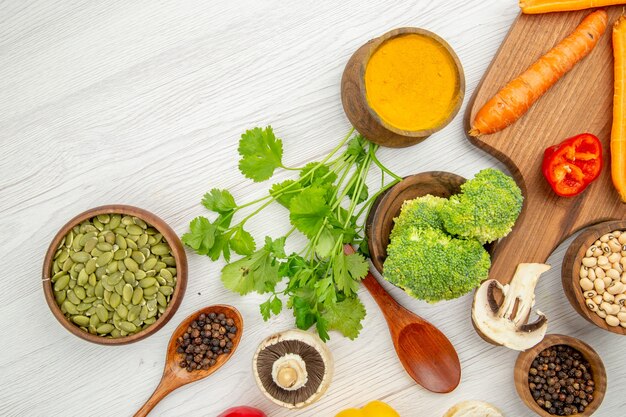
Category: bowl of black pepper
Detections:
[{"x1": 514, "y1": 334, "x2": 607, "y2": 417}]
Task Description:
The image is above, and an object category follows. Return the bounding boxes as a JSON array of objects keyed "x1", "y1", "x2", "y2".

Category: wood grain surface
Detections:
[
  {"x1": 1, "y1": 1, "x2": 625, "y2": 416},
  {"x1": 467, "y1": 7, "x2": 626, "y2": 285}
]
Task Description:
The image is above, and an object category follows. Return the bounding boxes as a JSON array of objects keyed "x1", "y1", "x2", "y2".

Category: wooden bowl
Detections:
[
  {"x1": 366, "y1": 171, "x2": 465, "y2": 274},
  {"x1": 42, "y1": 205, "x2": 188, "y2": 345},
  {"x1": 514, "y1": 334, "x2": 607, "y2": 417},
  {"x1": 341, "y1": 27, "x2": 465, "y2": 148},
  {"x1": 562, "y1": 220, "x2": 626, "y2": 336}
]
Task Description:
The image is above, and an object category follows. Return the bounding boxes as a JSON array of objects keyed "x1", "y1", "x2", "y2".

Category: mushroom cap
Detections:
[
  {"x1": 443, "y1": 400, "x2": 504, "y2": 417},
  {"x1": 252, "y1": 329, "x2": 333, "y2": 409}
]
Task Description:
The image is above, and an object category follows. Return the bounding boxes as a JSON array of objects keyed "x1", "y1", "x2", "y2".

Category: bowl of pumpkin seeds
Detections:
[{"x1": 42, "y1": 205, "x2": 188, "y2": 345}]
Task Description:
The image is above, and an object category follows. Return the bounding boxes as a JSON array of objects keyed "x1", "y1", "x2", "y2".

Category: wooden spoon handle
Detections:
[
  {"x1": 134, "y1": 372, "x2": 178, "y2": 417},
  {"x1": 344, "y1": 245, "x2": 408, "y2": 320}
]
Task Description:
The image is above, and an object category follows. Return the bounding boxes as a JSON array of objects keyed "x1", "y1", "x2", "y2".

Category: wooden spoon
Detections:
[
  {"x1": 344, "y1": 245, "x2": 461, "y2": 393},
  {"x1": 134, "y1": 305, "x2": 243, "y2": 417}
]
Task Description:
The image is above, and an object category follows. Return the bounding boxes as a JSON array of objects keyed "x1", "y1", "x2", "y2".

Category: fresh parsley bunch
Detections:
[{"x1": 182, "y1": 126, "x2": 400, "y2": 341}]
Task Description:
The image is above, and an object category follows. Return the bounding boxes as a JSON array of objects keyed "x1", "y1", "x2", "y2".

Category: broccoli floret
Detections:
[
  {"x1": 383, "y1": 227, "x2": 491, "y2": 303},
  {"x1": 389, "y1": 195, "x2": 447, "y2": 241},
  {"x1": 440, "y1": 168, "x2": 523, "y2": 244}
]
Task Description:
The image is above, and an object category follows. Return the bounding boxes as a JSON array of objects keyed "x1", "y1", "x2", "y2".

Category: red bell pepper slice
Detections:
[{"x1": 542, "y1": 133, "x2": 603, "y2": 197}]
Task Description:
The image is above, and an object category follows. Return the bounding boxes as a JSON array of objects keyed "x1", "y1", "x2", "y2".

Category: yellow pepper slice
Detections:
[{"x1": 335, "y1": 400, "x2": 400, "y2": 417}]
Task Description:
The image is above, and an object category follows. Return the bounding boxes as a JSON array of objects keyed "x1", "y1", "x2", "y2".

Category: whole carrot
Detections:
[
  {"x1": 470, "y1": 10, "x2": 607, "y2": 137},
  {"x1": 612, "y1": 15, "x2": 626, "y2": 202},
  {"x1": 520, "y1": 0, "x2": 624, "y2": 14}
]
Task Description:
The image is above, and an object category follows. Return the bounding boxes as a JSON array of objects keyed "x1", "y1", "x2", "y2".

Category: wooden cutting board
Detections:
[{"x1": 466, "y1": 7, "x2": 625, "y2": 284}]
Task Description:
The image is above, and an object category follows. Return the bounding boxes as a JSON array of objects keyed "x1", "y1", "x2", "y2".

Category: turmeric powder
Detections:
[{"x1": 365, "y1": 33, "x2": 459, "y2": 132}]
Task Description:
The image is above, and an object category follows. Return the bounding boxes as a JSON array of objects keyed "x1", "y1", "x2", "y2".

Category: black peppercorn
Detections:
[
  {"x1": 175, "y1": 312, "x2": 238, "y2": 372},
  {"x1": 528, "y1": 345, "x2": 594, "y2": 416}
]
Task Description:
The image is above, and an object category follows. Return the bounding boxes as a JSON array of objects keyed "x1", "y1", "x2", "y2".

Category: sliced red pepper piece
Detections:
[{"x1": 542, "y1": 133, "x2": 603, "y2": 197}]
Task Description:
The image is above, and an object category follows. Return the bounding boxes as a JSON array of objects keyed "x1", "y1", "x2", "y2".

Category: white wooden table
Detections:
[{"x1": 1, "y1": 1, "x2": 624, "y2": 416}]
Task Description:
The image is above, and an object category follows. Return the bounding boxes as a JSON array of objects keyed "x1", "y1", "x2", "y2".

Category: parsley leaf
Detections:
[
  {"x1": 181, "y1": 217, "x2": 217, "y2": 256},
  {"x1": 300, "y1": 162, "x2": 337, "y2": 186},
  {"x1": 202, "y1": 189, "x2": 237, "y2": 214},
  {"x1": 230, "y1": 227, "x2": 255, "y2": 256},
  {"x1": 238, "y1": 126, "x2": 283, "y2": 182},
  {"x1": 289, "y1": 187, "x2": 330, "y2": 238},
  {"x1": 315, "y1": 226, "x2": 335, "y2": 258},
  {"x1": 259, "y1": 296, "x2": 282, "y2": 321},
  {"x1": 321, "y1": 297, "x2": 366, "y2": 340},
  {"x1": 270, "y1": 180, "x2": 302, "y2": 208},
  {"x1": 332, "y1": 252, "x2": 369, "y2": 295},
  {"x1": 221, "y1": 246, "x2": 281, "y2": 295}
]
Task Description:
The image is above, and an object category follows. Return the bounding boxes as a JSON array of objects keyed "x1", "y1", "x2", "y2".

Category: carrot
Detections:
[
  {"x1": 470, "y1": 10, "x2": 607, "y2": 137},
  {"x1": 612, "y1": 15, "x2": 626, "y2": 202},
  {"x1": 520, "y1": 0, "x2": 625, "y2": 14}
]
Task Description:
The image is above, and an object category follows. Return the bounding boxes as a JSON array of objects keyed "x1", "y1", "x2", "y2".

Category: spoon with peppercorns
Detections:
[{"x1": 135, "y1": 305, "x2": 243, "y2": 417}]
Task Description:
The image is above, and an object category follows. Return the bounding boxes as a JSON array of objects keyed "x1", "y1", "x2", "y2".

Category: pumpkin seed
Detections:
[
  {"x1": 142, "y1": 286, "x2": 159, "y2": 297},
  {"x1": 83, "y1": 237, "x2": 98, "y2": 253},
  {"x1": 113, "y1": 280, "x2": 124, "y2": 294},
  {"x1": 154, "y1": 262, "x2": 166, "y2": 272},
  {"x1": 77, "y1": 303, "x2": 92, "y2": 312},
  {"x1": 109, "y1": 214, "x2": 121, "y2": 229},
  {"x1": 133, "y1": 217, "x2": 147, "y2": 229},
  {"x1": 72, "y1": 234, "x2": 84, "y2": 251},
  {"x1": 64, "y1": 301, "x2": 79, "y2": 315},
  {"x1": 116, "y1": 304, "x2": 128, "y2": 320},
  {"x1": 114, "y1": 249, "x2": 127, "y2": 260},
  {"x1": 77, "y1": 269, "x2": 89, "y2": 286},
  {"x1": 126, "y1": 238, "x2": 138, "y2": 250},
  {"x1": 97, "y1": 242, "x2": 113, "y2": 252},
  {"x1": 84, "y1": 296, "x2": 97, "y2": 304},
  {"x1": 127, "y1": 224, "x2": 143, "y2": 235},
  {"x1": 96, "y1": 305, "x2": 109, "y2": 322},
  {"x1": 144, "y1": 317, "x2": 156, "y2": 325},
  {"x1": 131, "y1": 287, "x2": 143, "y2": 305},
  {"x1": 96, "y1": 252, "x2": 113, "y2": 267},
  {"x1": 85, "y1": 258, "x2": 98, "y2": 274},
  {"x1": 97, "y1": 323, "x2": 115, "y2": 334},
  {"x1": 57, "y1": 248, "x2": 70, "y2": 263},
  {"x1": 128, "y1": 305, "x2": 141, "y2": 322},
  {"x1": 137, "y1": 234, "x2": 149, "y2": 248},
  {"x1": 74, "y1": 286, "x2": 86, "y2": 300},
  {"x1": 107, "y1": 271, "x2": 123, "y2": 286},
  {"x1": 109, "y1": 292, "x2": 121, "y2": 309},
  {"x1": 54, "y1": 274, "x2": 70, "y2": 291},
  {"x1": 89, "y1": 314, "x2": 100, "y2": 328},
  {"x1": 54, "y1": 290, "x2": 67, "y2": 304},
  {"x1": 159, "y1": 286, "x2": 174, "y2": 296},
  {"x1": 139, "y1": 277, "x2": 157, "y2": 289},
  {"x1": 143, "y1": 257, "x2": 158, "y2": 271},
  {"x1": 80, "y1": 231, "x2": 97, "y2": 246},
  {"x1": 122, "y1": 284, "x2": 134, "y2": 303},
  {"x1": 106, "y1": 261, "x2": 119, "y2": 274},
  {"x1": 124, "y1": 258, "x2": 139, "y2": 273},
  {"x1": 151, "y1": 243, "x2": 170, "y2": 256},
  {"x1": 162, "y1": 256, "x2": 176, "y2": 267},
  {"x1": 119, "y1": 321, "x2": 137, "y2": 333},
  {"x1": 72, "y1": 315, "x2": 90, "y2": 327},
  {"x1": 93, "y1": 218, "x2": 105, "y2": 231},
  {"x1": 114, "y1": 227, "x2": 128, "y2": 237},
  {"x1": 156, "y1": 292, "x2": 167, "y2": 307},
  {"x1": 131, "y1": 251, "x2": 146, "y2": 265}
]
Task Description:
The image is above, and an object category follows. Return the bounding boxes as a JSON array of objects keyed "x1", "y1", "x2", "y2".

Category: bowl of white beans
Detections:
[{"x1": 562, "y1": 220, "x2": 626, "y2": 336}]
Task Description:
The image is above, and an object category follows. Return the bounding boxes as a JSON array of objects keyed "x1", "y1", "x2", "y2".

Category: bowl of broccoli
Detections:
[{"x1": 366, "y1": 168, "x2": 523, "y2": 303}]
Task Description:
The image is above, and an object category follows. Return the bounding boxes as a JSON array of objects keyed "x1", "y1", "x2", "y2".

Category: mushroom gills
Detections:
[
  {"x1": 256, "y1": 339, "x2": 326, "y2": 406},
  {"x1": 472, "y1": 263, "x2": 550, "y2": 351}
]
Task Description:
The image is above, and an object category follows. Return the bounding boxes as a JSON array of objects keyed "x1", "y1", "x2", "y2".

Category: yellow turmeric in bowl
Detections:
[{"x1": 364, "y1": 33, "x2": 460, "y2": 132}]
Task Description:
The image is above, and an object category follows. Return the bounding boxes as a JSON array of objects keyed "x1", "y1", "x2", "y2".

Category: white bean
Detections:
[
  {"x1": 583, "y1": 257, "x2": 597, "y2": 268},
  {"x1": 607, "y1": 269, "x2": 621, "y2": 280},
  {"x1": 592, "y1": 295, "x2": 603, "y2": 305},
  {"x1": 603, "y1": 292, "x2": 615, "y2": 302},
  {"x1": 608, "y1": 282, "x2": 625, "y2": 295},
  {"x1": 580, "y1": 278, "x2": 594, "y2": 291},
  {"x1": 595, "y1": 267, "x2": 605, "y2": 279},
  {"x1": 617, "y1": 311, "x2": 626, "y2": 322},
  {"x1": 606, "y1": 315, "x2": 620, "y2": 327},
  {"x1": 594, "y1": 279, "x2": 605, "y2": 294}
]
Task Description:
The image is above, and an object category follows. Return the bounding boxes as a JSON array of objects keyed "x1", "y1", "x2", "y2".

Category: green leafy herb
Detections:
[
  {"x1": 238, "y1": 126, "x2": 284, "y2": 182},
  {"x1": 183, "y1": 126, "x2": 401, "y2": 341}
]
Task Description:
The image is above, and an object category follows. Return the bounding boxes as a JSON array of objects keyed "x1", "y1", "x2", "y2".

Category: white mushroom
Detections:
[
  {"x1": 472, "y1": 263, "x2": 550, "y2": 351},
  {"x1": 252, "y1": 329, "x2": 333, "y2": 409}
]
